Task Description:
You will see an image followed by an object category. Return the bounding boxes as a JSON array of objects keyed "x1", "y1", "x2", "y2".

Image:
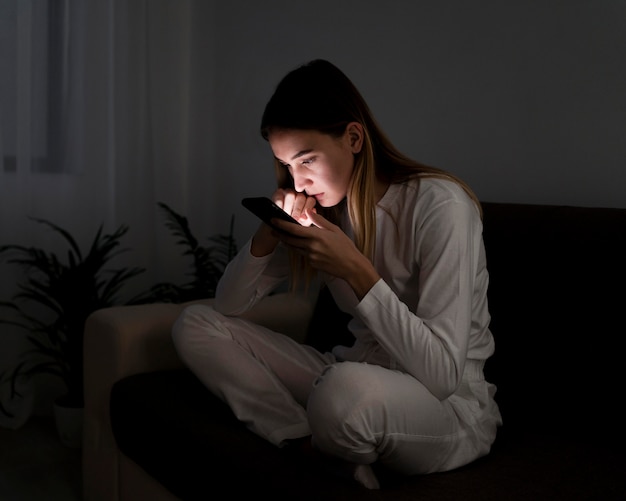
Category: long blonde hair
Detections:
[{"x1": 261, "y1": 59, "x2": 481, "y2": 287}]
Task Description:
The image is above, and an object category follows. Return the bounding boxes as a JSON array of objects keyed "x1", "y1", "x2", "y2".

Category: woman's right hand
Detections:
[
  {"x1": 250, "y1": 189, "x2": 317, "y2": 257},
  {"x1": 272, "y1": 189, "x2": 317, "y2": 226}
]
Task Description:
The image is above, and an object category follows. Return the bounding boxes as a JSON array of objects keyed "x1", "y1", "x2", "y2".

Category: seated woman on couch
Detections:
[{"x1": 172, "y1": 59, "x2": 502, "y2": 490}]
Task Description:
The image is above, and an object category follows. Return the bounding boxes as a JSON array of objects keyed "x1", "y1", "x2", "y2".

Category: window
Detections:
[{"x1": 0, "y1": 0, "x2": 66, "y2": 174}]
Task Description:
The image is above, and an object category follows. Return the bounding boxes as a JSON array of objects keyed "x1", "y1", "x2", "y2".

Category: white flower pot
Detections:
[{"x1": 53, "y1": 398, "x2": 83, "y2": 448}]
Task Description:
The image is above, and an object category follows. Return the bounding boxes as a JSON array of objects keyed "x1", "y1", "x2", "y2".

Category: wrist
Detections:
[
  {"x1": 347, "y1": 258, "x2": 380, "y2": 301},
  {"x1": 250, "y1": 224, "x2": 279, "y2": 257}
]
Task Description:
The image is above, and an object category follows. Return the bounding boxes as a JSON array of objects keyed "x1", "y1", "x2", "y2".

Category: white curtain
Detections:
[{"x1": 0, "y1": 0, "x2": 218, "y2": 427}]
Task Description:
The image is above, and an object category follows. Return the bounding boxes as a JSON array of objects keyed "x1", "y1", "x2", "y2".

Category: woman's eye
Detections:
[{"x1": 301, "y1": 157, "x2": 315, "y2": 166}]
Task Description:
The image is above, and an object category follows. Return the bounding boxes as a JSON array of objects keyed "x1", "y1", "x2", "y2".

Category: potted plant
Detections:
[
  {"x1": 0, "y1": 218, "x2": 146, "y2": 446},
  {"x1": 143, "y1": 202, "x2": 237, "y2": 303},
  {"x1": 0, "y1": 204, "x2": 237, "y2": 446}
]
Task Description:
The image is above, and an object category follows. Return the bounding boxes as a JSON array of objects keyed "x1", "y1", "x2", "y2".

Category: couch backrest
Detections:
[
  {"x1": 481, "y1": 202, "x2": 626, "y2": 433},
  {"x1": 306, "y1": 202, "x2": 626, "y2": 434}
]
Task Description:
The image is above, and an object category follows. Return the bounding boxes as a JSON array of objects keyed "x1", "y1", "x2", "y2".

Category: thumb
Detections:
[{"x1": 306, "y1": 209, "x2": 335, "y2": 230}]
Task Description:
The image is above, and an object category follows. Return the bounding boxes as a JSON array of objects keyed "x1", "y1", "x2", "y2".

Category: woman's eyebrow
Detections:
[
  {"x1": 275, "y1": 149, "x2": 314, "y2": 164},
  {"x1": 290, "y1": 149, "x2": 314, "y2": 161}
]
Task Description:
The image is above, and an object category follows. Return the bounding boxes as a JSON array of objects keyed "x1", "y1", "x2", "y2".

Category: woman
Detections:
[{"x1": 172, "y1": 59, "x2": 502, "y2": 490}]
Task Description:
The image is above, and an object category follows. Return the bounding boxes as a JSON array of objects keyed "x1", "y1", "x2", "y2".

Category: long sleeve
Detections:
[
  {"x1": 213, "y1": 238, "x2": 289, "y2": 315},
  {"x1": 333, "y1": 178, "x2": 493, "y2": 400}
]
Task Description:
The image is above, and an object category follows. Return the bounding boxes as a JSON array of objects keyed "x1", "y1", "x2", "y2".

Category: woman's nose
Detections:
[{"x1": 292, "y1": 171, "x2": 312, "y2": 192}]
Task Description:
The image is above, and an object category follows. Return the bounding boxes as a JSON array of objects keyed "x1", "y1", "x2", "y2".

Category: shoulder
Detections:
[{"x1": 381, "y1": 177, "x2": 480, "y2": 222}]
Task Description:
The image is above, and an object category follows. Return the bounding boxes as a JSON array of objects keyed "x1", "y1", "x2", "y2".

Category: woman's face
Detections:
[{"x1": 268, "y1": 125, "x2": 362, "y2": 208}]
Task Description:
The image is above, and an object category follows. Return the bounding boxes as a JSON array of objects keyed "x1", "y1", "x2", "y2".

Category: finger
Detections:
[
  {"x1": 291, "y1": 192, "x2": 309, "y2": 219},
  {"x1": 307, "y1": 210, "x2": 334, "y2": 230},
  {"x1": 272, "y1": 188, "x2": 291, "y2": 210},
  {"x1": 303, "y1": 196, "x2": 317, "y2": 215},
  {"x1": 282, "y1": 191, "x2": 297, "y2": 215}
]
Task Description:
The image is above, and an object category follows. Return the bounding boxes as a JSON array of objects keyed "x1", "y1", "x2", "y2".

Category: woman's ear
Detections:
[{"x1": 346, "y1": 122, "x2": 364, "y2": 154}]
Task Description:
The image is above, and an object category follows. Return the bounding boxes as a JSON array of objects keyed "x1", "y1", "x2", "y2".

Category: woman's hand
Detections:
[
  {"x1": 272, "y1": 209, "x2": 381, "y2": 300},
  {"x1": 250, "y1": 189, "x2": 317, "y2": 257},
  {"x1": 272, "y1": 189, "x2": 317, "y2": 226}
]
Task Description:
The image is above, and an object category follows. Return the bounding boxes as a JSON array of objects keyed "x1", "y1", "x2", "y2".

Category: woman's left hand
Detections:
[{"x1": 271, "y1": 209, "x2": 381, "y2": 299}]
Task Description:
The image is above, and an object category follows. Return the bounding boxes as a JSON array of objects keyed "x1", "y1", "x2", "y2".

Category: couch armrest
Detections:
[{"x1": 82, "y1": 292, "x2": 314, "y2": 501}]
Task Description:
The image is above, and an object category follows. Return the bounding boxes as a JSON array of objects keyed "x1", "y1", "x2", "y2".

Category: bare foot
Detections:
[{"x1": 287, "y1": 436, "x2": 380, "y2": 490}]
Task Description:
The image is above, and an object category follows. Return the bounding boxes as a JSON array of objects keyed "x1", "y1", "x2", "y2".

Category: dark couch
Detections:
[{"x1": 84, "y1": 202, "x2": 626, "y2": 501}]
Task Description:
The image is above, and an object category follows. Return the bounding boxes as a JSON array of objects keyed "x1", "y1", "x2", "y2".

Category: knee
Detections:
[
  {"x1": 171, "y1": 303, "x2": 225, "y2": 359},
  {"x1": 307, "y1": 362, "x2": 382, "y2": 450}
]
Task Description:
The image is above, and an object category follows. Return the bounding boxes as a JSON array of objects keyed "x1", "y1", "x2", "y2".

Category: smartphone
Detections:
[{"x1": 241, "y1": 197, "x2": 301, "y2": 231}]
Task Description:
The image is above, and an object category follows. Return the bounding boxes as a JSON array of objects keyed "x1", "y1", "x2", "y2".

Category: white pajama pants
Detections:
[{"x1": 171, "y1": 303, "x2": 501, "y2": 475}]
